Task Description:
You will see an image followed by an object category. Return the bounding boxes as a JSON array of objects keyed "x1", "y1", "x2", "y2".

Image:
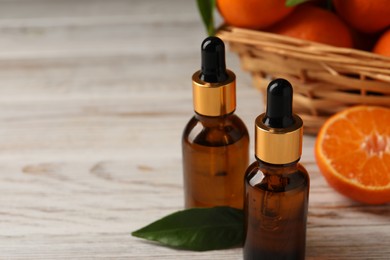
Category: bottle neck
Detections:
[
  {"x1": 255, "y1": 157, "x2": 299, "y2": 175},
  {"x1": 195, "y1": 110, "x2": 233, "y2": 120},
  {"x1": 194, "y1": 112, "x2": 236, "y2": 128}
]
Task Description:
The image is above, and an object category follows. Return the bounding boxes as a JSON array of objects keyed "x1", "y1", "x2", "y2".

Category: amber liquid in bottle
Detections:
[
  {"x1": 244, "y1": 159, "x2": 309, "y2": 260},
  {"x1": 182, "y1": 112, "x2": 249, "y2": 209}
]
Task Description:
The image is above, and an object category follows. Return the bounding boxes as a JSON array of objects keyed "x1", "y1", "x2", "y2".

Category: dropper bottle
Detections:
[
  {"x1": 244, "y1": 79, "x2": 310, "y2": 260},
  {"x1": 182, "y1": 36, "x2": 249, "y2": 209}
]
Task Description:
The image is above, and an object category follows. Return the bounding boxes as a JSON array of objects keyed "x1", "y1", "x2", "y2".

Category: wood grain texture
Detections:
[{"x1": 0, "y1": 0, "x2": 389, "y2": 259}]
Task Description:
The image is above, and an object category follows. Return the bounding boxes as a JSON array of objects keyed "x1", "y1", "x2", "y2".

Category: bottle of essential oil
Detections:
[
  {"x1": 244, "y1": 79, "x2": 310, "y2": 259},
  {"x1": 182, "y1": 36, "x2": 249, "y2": 209}
]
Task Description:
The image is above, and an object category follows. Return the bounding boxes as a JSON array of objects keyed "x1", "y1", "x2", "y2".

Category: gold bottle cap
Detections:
[
  {"x1": 255, "y1": 114, "x2": 303, "y2": 164},
  {"x1": 192, "y1": 70, "x2": 236, "y2": 116},
  {"x1": 255, "y1": 78, "x2": 303, "y2": 164}
]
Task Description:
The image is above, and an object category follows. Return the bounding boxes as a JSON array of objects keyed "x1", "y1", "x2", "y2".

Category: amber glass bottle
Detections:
[
  {"x1": 244, "y1": 79, "x2": 309, "y2": 260},
  {"x1": 182, "y1": 36, "x2": 249, "y2": 209},
  {"x1": 183, "y1": 112, "x2": 249, "y2": 208}
]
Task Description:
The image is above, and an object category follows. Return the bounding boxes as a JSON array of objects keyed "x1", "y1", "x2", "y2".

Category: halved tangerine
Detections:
[{"x1": 315, "y1": 106, "x2": 390, "y2": 204}]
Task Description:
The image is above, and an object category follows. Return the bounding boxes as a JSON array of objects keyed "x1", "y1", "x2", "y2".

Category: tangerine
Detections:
[
  {"x1": 333, "y1": 0, "x2": 390, "y2": 34},
  {"x1": 373, "y1": 29, "x2": 390, "y2": 57},
  {"x1": 315, "y1": 106, "x2": 390, "y2": 205},
  {"x1": 268, "y1": 5, "x2": 353, "y2": 48},
  {"x1": 217, "y1": 0, "x2": 295, "y2": 29}
]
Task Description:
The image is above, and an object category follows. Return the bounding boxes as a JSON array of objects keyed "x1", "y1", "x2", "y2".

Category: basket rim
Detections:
[{"x1": 217, "y1": 26, "x2": 390, "y2": 70}]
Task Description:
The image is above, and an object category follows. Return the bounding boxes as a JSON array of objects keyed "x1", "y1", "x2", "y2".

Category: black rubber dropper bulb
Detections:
[
  {"x1": 263, "y1": 78, "x2": 295, "y2": 128},
  {"x1": 199, "y1": 36, "x2": 229, "y2": 83}
]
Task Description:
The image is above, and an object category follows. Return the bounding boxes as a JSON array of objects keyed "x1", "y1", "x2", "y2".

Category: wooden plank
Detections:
[{"x1": 0, "y1": 0, "x2": 389, "y2": 259}]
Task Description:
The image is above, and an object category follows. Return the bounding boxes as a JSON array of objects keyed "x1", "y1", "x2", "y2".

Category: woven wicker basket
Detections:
[{"x1": 218, "y1": 26, "x2": 390, "y2": 134}]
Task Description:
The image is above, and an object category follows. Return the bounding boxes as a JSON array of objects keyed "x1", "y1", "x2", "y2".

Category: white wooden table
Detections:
[{"x1": 0, "y1": 0, "x2": 389, "y2": 259}]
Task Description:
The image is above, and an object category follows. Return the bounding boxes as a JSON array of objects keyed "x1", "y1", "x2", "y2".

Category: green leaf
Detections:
[
  {"x1": 196, "y1": 0, "x2": 216, "y2": 36},
  {"x1": 132, "y1": 207, "x2": 244, "y2": 251},
  {"x1": 285, "y1": 0, "x2": 310, "y2": 7}
]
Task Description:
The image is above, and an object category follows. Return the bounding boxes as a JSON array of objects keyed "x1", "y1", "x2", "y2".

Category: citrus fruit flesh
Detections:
[{"x1": 315, "y1": 106, "x2": 390, "y2": 204}]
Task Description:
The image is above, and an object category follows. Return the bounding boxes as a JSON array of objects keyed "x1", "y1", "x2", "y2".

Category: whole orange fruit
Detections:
[
  {"x1": 373, "y1": 29, "x2": 390, "y2": 57},
  {"x1": 268, "y1": 5, "x2": 353, "y2": 48},
  {"x1": 333, "y1": 0, "x2": 390, "y2": 33},
  {"x1": 217, "y1": 0, "x2": 295, "y2": 29},
  {"x1": 315, "y1": 106, "x2": 390, "y2": 205}
]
